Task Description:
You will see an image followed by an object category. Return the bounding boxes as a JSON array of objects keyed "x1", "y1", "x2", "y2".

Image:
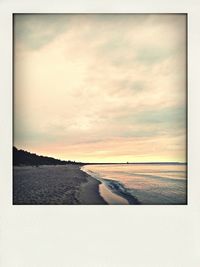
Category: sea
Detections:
[{"x1": 81, "y1": 163, "x2": 187, "y2": 205}]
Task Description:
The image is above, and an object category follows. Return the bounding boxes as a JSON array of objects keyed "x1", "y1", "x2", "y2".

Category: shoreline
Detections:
[
  {"x1": 77, "y1": 167, "x2": 107, "y2": 204},
  {"x1": 81, "y1": 166, "x2": 140, "y2": 205}
]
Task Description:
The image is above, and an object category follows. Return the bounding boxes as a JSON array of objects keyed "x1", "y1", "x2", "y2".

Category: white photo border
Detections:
[{"x1": 1, "y1": 1, "x2": 200, "y2": 266}]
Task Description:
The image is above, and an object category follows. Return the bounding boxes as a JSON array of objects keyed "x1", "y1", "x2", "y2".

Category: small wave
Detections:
[
  {"x1": 102, "y1": 178, "x2": 140, "y2": 204},
  {"x1": 81, "y1": 166, "x2": 140, "y2": 204}
]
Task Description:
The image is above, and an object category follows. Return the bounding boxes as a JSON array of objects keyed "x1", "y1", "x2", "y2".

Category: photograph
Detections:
[{"x1": 13, "y1": 13, "x2": 187, "y2": 205}]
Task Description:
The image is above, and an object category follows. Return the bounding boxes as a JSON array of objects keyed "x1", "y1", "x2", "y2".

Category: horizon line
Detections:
[
  {"x1": 13, "y1": 146, "x2": 186, "y2": 165},
  {"x1": 82, "y1": 161, "x2": 186, "y2": 165}
]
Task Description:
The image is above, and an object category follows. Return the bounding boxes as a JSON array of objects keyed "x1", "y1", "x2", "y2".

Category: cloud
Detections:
[
  {"x1": 135, "y1": 45, "x2": 175, "y2": 64},
  {"x1": 14, "y1": 14, "x2": 71, "y2": 49},
  {"x1": 134, "y1": 106, "x2": 186, "y2": 125},
  {"x1": 14, "y1": 14, "x2": 186, "y2": 162}
]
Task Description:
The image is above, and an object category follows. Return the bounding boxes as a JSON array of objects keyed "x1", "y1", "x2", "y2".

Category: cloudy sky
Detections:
[{"x1": 14, "y1": 14, "x2": 186, "y2": 163}]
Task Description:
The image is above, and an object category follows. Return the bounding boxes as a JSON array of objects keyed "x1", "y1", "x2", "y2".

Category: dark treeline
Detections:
[{"x1": 13, "y1": 147, "x2": 81, "y2": 166}]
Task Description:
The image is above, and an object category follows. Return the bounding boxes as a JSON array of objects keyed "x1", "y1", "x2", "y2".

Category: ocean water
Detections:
[{"x1": 81, "y1": 164, "x2": 187, "y2": 205}]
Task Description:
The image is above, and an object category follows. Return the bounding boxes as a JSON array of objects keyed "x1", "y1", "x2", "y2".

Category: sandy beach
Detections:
[{"x1": 13, "y1": 164, "x2": 107, "y2": 205}]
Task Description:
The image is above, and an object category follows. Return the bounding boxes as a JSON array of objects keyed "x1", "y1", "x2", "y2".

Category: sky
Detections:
[{"x1": 14, "y1": 14, "x2": 186, "y2": 163}]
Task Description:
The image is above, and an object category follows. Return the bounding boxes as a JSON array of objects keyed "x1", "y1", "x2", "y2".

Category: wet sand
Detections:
[{"x1": 13, "y1": 164, "x2": 107, "y2": 205}]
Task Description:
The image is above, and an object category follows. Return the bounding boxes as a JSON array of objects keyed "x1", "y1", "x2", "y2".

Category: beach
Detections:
[
  {"x1": 13, "y1": 163, "x2": 187, "y2": 205},
  {"x1": 13, "y1": 164, "x2": 107, "y2": 205}
]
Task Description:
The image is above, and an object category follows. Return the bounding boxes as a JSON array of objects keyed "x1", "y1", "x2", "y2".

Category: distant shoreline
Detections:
[
  {"x1": 83, "y1": 162, "x2": 186, "y2": 165},
  {"x1": 13, "y1": 146, "x2": 186, "y2": 167}
]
